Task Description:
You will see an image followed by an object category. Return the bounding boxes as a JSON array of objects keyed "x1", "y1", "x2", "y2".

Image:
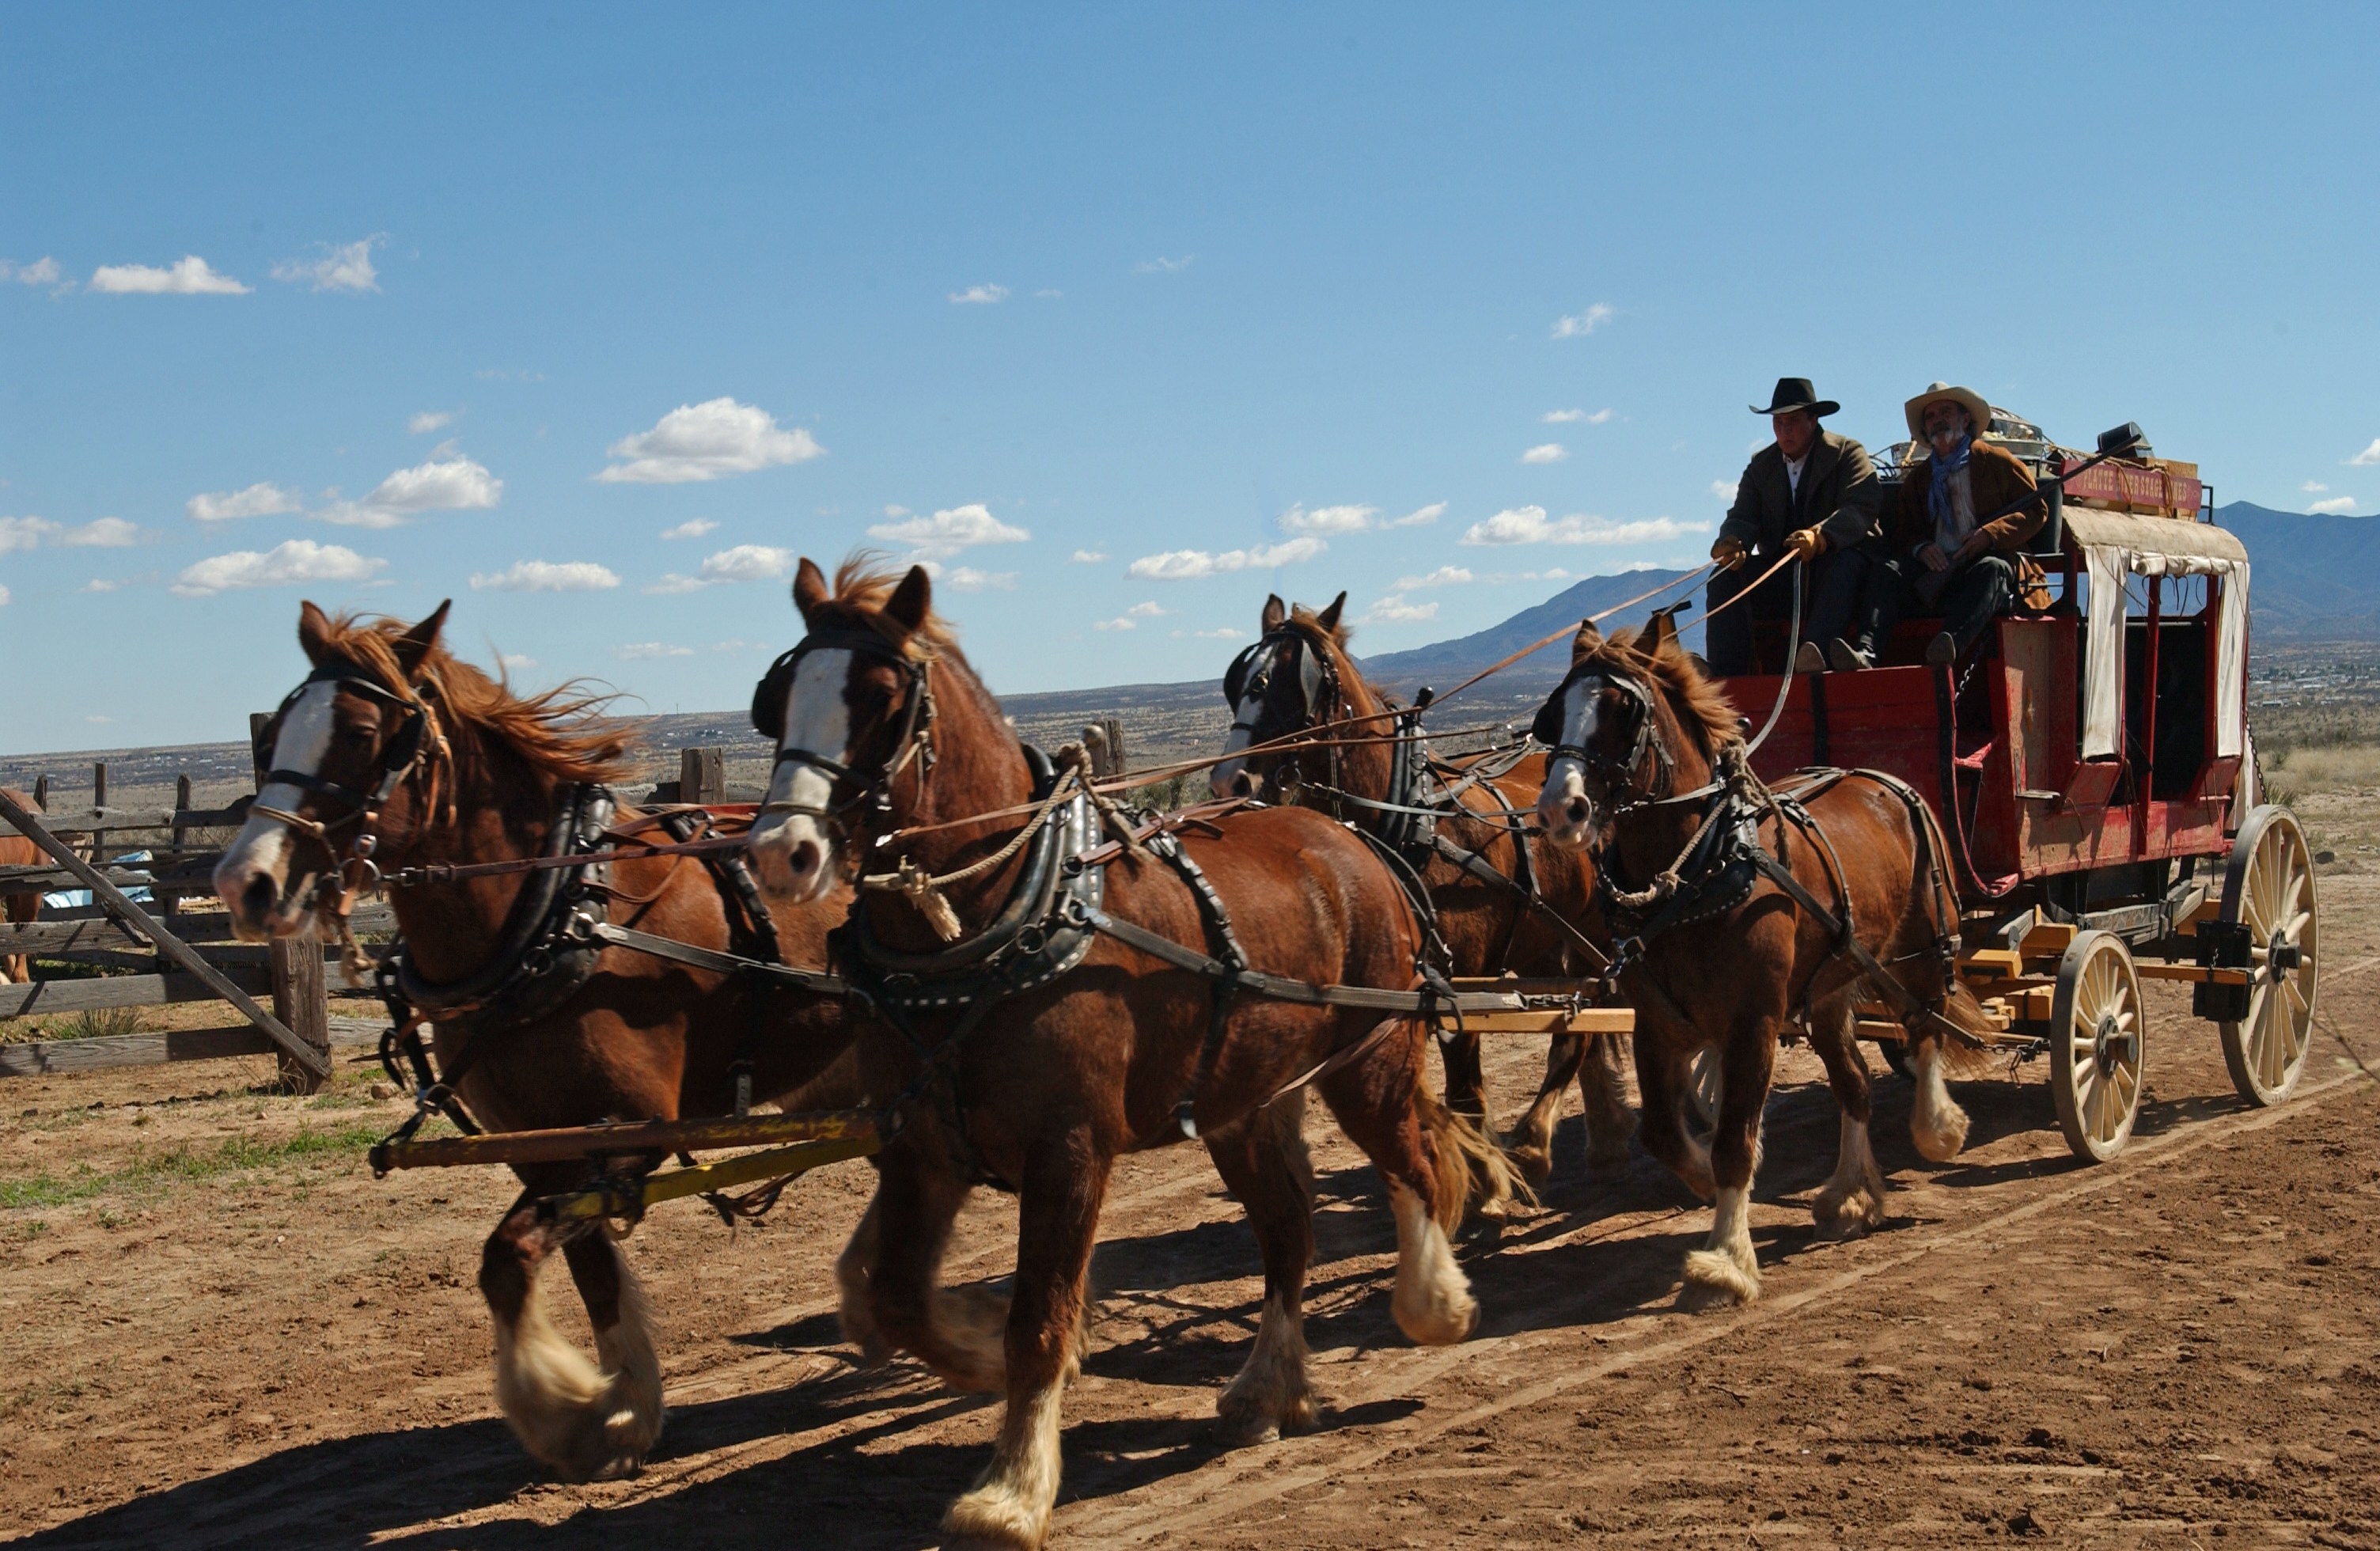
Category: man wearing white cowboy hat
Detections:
[
  {"x1": 1829, "y1": 381, "x2": 2044, "y2": 669},
  {"x1": 1707, "y1": 376, "x2": 1881, "y2": 676}
]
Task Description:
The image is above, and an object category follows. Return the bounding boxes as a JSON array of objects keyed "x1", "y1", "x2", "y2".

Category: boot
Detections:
[
  {"x1": 1924, "y1": 631, "x2": 1957, "y2": 666},
  {"x1": 1793, "y1": 640, "x2": 1825, "y2": 674},
  {"x1": 1829, "y1": 639, "x2": 1872, "y2": 672}
]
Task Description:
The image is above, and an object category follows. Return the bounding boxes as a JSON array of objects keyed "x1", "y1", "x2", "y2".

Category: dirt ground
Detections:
[{"x1": 3, "y1": 879, "x2": 2377, "y2": 1550}]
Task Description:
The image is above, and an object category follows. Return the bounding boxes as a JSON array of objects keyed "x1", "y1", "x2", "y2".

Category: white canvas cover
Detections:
[{"x1": 2067, "y1": 510, "x2": 2250, "y2": 761}]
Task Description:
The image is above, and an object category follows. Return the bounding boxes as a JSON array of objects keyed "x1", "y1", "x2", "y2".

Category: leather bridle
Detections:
[
  {"x1": 752, "y1": 626, "x2": 937, "y2": 838},
  {"x1": 1531, "y1": 662, "x2": 1671, "y2": 814},
  {"x1": 250, "y1": 663, "x2": 442, "y2": 898},
  {"x1": 1221, "y1": 628, "x2": 1339, "y2": 802}
]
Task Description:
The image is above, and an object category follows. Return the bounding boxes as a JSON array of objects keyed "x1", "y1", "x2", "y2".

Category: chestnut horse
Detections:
[
  {"x1": 1, "y1": 788, "x2": 44, "y2": 984},
  {"x1": 1531, "y1": 613, "x2": 1986, "y2": 1308},
  {"x1": 1208, "y1": 593, "x2": 1635, "y2": 1184},
  {"x1": 748, "y1": 559, "x2": 1513, "y2": 1549},
  {"x1": 213, "y1": 602, "x2": 871, "y2": 1480}
]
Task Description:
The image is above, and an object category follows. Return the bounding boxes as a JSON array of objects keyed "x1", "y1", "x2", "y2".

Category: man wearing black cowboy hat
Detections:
[{"x1": 1706, "y1": 377, "x2": 1881, "y2": 676}]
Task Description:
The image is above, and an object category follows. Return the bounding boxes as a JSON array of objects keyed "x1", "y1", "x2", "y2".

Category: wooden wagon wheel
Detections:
[
  {"x1": 2048, "y1": 930, "x2": 2145, "y2": 1163},
  {"x1": 2218, "y1": 805, "x2": 2321, "y2": 1107}
]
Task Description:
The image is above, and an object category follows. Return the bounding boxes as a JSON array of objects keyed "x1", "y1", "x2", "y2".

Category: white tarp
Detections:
[{"x1": 2067, "y1": 510, "x2": 2249, "y2": 761}]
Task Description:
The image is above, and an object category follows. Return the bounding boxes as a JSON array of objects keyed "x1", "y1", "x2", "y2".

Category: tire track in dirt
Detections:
[{"x1": 1064, "y1": 1064, "x2": 2375, "y2": 1546}]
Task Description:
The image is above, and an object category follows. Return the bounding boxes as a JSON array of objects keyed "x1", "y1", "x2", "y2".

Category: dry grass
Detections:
[{"x1": 2262, "y1": 742, "x2": 2380, "y2": 804}]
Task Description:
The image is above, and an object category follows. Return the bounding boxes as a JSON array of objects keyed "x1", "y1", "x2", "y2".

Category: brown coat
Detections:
[
  {"x1": 1719, "y1": 428, "x2": 1882, "y2": 556},
  {"x1": 1889, "y1": 438, "x2": 2044, "y2": 558}
]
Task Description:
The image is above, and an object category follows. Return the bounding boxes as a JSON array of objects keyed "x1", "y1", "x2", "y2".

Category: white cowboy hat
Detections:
[{"x1": 1903, "y1": 381, "x2": 1994, "y2": 441}]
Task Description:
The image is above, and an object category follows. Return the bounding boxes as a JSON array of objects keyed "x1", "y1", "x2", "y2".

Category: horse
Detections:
[
  {"x1": 1529, "y1": 612, "x2": 1988, "y2": 1308},
  {"x1": 1, "y1": 788, "x2": 44, "y2": 984},
  {"x1": 211, "y1": 601, "x2": 877, "y2": 1480},
  {"x1": 747, "y1": 558, "x2": 1517, "y2": 1549},
  {"x1": 1207, "y1": 592, "x2": 1635, "y2": 1185}
]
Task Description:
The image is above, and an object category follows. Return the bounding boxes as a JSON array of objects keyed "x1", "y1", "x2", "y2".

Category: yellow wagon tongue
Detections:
[{"x1": 536, "y1": 1131, "x2": 884, "y2": 1228}]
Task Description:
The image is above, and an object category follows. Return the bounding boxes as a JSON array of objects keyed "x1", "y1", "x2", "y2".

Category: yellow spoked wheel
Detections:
[
  {"x1": 2048, "y1": 931, "x2": 2145, "y2": 1164},
  {"x1": 2219, "y1": 806, "x2": 2320, "y2": 1107}
]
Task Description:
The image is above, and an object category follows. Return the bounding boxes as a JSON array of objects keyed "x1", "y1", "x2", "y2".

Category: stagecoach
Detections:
[{"x1": 1710, "y1": 412, "x2": 2317, "y2": 1162}]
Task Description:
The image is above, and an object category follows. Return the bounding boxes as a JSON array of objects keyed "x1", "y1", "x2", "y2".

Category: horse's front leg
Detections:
[
  {"x1": 942, "y1": 1128, "x2": 1112, "y2": 1551},
  {"x1": 1203, "y1": 1089, "x2": 1318, "y2": 1445},
  {"x1": 479, "y1": 1185, "x2": 661, "y2": 1479},
  {"x1": 864, "y1": 1140, "x2": 1005, "y2": 1393},
  {"x1": 1679, "y1": 1018, "x2": 1779, "y2": 1311},
  {"x1": 1809, "y1": 998, "x2": 1888, "y2": 1238},
  {"x1": 1632, "y1": 1026, "x2": 1713, "y2": 1201},
  {"x1": 1576, "y1": 1029, "x2": 1639, "y2": 1179}
]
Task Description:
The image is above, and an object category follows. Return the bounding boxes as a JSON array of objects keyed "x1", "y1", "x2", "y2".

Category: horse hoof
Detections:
[
  {"x1": 1810, "y1": 1186, "x2": 1885, "y2": 1241},
  {"x1": 1215, "y1": 1391, "x2": 1314, "y2": 1448},
  {"x1": 942, "y1": 1485, "x2": 1046, "y2": 1550},
  {"x1": 1678, "y1": 1249, "x2": 1760, "y2": 1312},
  {"x1": 1502, "y1": 1138, "x2": 1555, "y2": 1187}
]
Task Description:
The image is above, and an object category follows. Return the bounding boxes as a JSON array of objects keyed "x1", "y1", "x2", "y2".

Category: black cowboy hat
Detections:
[{"x1": 1749, "y1": 377, "x2": 1839, "y2": 418}]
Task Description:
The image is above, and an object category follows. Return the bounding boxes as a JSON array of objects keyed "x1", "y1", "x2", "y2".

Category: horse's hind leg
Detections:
[
  {"x1": 1679, "y1": 1021, "x2": 1777, "y2": 1312},
  {"x1": 1438, "y1": 1027, "x2": 1488, "y2": 1124},
  {"x1": 1503, "y1": 1033, "x2": 1583, "y2": 1185},
  {"x1": 1320, "y1": 1025, "x2": 1480, "y2": 1346},
  {"x1": 1203, "y1": 1088, "x2": 1318, "y2": 1445},
  {"x1": 479, "y1": 1193, "x2": 659, "y2": 1478},
  {"x1": 1809, "y1": 999, "x2": 1888, "y2": 1239},
  {"x1": 1578, "y1": 1030, "x2": 1638, "y2": 1180},
  {"x1": 1908, "y1": 1023, "x2": 1973, "y2": 1162},
  {"x1": 942, "y1": 1132, "x2": 1112, "y2": 1551}
]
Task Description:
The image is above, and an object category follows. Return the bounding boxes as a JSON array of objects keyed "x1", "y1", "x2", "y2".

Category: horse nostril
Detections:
[
  {"x1": 239, "y1": 872, "x2": 279, "y2": 926},
  {"x1": 1228, "y1": 770, "x2": 1256, "y2": 799},
  {"x1": 790, "y1": 838, "x2": 822, "y2": 878},
  {"x1": 1566, "y1": 795, "x2": 1590, "y2": 827}
]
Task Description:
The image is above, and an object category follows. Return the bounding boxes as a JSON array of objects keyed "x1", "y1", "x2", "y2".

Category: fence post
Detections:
[
  {"x1": 680, "y1": 745, "x2": 726, "y2": 807},
  {"x1": 31, "y1": 775, "x2": 47, "y2": 810},
  {"x1": 90, "y1": 761, "x2": 106, "y2": 865},
  {"x1": 270, "y1": 936, "x2": 332, "y2": 1094},
  {"x1": 161, "y1": 775, "x2": 192, "y2": 924}
]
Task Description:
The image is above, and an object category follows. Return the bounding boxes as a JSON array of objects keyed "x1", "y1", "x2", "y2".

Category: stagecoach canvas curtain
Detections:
[{"x1": 2066, "y1": 510, "x2": 2250, "y2": 763}]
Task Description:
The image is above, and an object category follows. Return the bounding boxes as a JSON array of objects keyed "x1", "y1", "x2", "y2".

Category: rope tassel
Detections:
[{"x1": 896, "y1": 857, "x2": 965, "y2": 942}]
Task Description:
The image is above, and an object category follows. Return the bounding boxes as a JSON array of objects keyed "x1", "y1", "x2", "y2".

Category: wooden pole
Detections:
[
  {"x1": 0, "y1": 789, "x2": 331, "y2": 1079},
  {"x1": 269, "y1": 935, "x2": 332, "y2": 1093},
  {"x1": 162, "y1": 775, "x2": 192, "y2": 924},
  {"x1": 680, "y1": 745, "x2": 725, "y2": 807},
  {"x1": 90, "y1": 761, "x2": 106, "y2": 866}
]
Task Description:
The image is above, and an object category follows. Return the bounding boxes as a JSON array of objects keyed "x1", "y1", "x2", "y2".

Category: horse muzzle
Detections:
[
  {"x1": 211, "y1": 825, "x2": 321, "y2": 942},
  {"x1": 748, "y1": 811, "x2": 836, "y2": 905},
  {"x1": 1536, "y1": 767, "x2": 1597, "y2": 851}
]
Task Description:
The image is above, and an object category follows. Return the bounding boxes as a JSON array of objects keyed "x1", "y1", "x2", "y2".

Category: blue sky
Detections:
[{"x1": 5, "y1": 3, "x2": 2376, "y2": 754}]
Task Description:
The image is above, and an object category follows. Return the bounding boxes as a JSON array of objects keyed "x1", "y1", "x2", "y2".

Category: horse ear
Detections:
[
  {"x1": 1643, "y1": 609, "x2": 1678, "y2": 654},
  {"x1": 1571, "y1": 620, "x2": 1604, "y2": 662},
  {"x1": 392, "y1": 601, "x2": 451, "y2": 681},
  {"x1": 884, "y1": 565, "x2": 933, "y2": 639},
  {"x1": 1315, "y1": 591, "x2": 1347, "y2": 632},
  {"x1": 298, "y1": 601, "x2": 334, "y2": 665},
  {"x1": 792, "y1": 557, "x2": 830, "y2": 622},
  {"x1": 1261, "y1": 593, "x2": 1287, "y2": 632}
]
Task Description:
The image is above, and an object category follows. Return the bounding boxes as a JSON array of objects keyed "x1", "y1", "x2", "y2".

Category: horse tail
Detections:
[
  {"x1": 1419, "y1": 1081, "x2": 1536, "y2": 1225},
  {"x1": 1931, "y1": 980, "x2": 2002, "y2": 1083}
]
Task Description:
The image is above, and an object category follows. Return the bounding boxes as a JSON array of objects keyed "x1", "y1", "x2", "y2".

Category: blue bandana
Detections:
[{"x1": 1927, "y1": 434, "x2": 1973, "y2": 547}]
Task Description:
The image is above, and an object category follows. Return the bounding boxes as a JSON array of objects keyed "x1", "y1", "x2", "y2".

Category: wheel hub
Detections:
[
  {"x1": 2093, "y1": 1011, "x2": 2129, "y2": 1074},
  {"x1": 2269, "y1": 931, "x2": 2302, "y2": 973}
]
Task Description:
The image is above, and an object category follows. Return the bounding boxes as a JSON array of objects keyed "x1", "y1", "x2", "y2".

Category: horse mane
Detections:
[
  {"x1": 1284, "y1": 604, "x2": 1395, "y2": 712},
  {"x1": 1287, "y1": 603, "x2": 1351, "y2": 650},
  {"x1": 309, "y1": 612, "x2": 636, "y2": 784},
  {"x1": 1592, "y1": 622, "x2": 1741, "y2": 755},
  {"x1": 814, "y1": 554, "x2": 963, "y2": 659}
]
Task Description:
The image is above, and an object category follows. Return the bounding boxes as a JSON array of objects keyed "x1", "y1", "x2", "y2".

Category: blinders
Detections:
[
  {"x1": 256, "y1": 663, "x2": 433, "y2": 828},
  {"x1": 750, "y1": 626, "x2": 935, "y2": 825},
  {"x1": 1533, "y1": 662, "x2": 1664, "y2": 809},
  {"x1": 1222, "y1": 631, "x2": 1329, "y2": 723}
]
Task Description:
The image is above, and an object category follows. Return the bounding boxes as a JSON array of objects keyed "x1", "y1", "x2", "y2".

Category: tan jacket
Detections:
[
  {"x1": 1889, "y1": 438, "x2": 2045, "y2": 558},
  {"x1": 1719, "y1": 429, "x2": 1881, "y2": 556}
]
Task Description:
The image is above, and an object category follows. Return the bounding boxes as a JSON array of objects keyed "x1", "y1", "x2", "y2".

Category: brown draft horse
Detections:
[
  {"x1": 1531, "y1": 613, "x2": 1986, "y2": 1308},
  {"x1": 1207, "y1": 593, "x2": 1635, "y2": 1184},
  {"x1": 1, "y1": 788, "x2": 44, "y2": 984},
  {"x1": 748, "y1": 559, "x2": 1513, "y2": 1549},
  {"x1": 212, "y1": 601, "x2": 869, "y2": 1480}
]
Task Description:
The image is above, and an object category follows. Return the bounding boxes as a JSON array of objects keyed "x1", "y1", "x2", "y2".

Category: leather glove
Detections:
[
  {"x1": 1785, "y1": 527, "x2": 1826, "y2": 561},
  {"x1": 1711, "y1": 536, "x2": 1748, "y2": 570}
]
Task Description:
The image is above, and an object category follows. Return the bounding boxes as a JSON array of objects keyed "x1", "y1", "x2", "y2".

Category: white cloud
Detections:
[
  {"x1": 661, "y1": 518, "x2": 718, "y2": 540},
  {"x1": 1711, "y1": 480, "x2": 1739, "y2": 501},
  {"x1": 8, "y1": 257, "x2": 62, "y2": 287},
  {"x1": 645, "y1": 575, "x2": 704, "y2": 595},
  {"x1": 1278, "y1": 502, "x2": 1379, "y2": 535},
  {"x1": 1395, "y1": 565, "x2": 1473, "y2": 590},
  {"x1": 1127, "y1": 537, "x2": 1325, "y2": 580},
  {"x1": 2302, "y1": 481, "x2": 2329, "y2": 493},
  {"x1": 188, "y1": 482, "x2": 305, "y2": 524},
  {"x1": 1127, "y1": 600, "x2": 1166, "y2": 617},
  {"x1": 57, "y1": 517, "x2": 136, "y2": 548},
  {"x1": 88, "y1": 255, "x2": 250, "y2": 295},
  {"x1": 1544, "y1": 408, "x2": 1613, "y2": 425},
  {"x1": 408, "y1": 410, "x2": 457, "y2": 435},
  {"x1": 0, "y1": 516, "x2": 55, "y2": 554},
  {"x1": 923, "y1": 563, "x2": 1018, "y2": 592},
  {"x1": 1522, "y1": 442, "x2": 1569, "y2": 465},
  {"x1": 2309, "y1": 496, "x2": 2358, "y2": 515},
  {"x1": 883, "y1": 504, "x2": 909, "y2": 518},
  {"x1": 1193, "y1": 626, "x2": 1244, "y2": 640},
  {"x1": 1361, "y1": 594, "x2": 1438, "y2": 624},
  {"x1": 316, "y1": 457, "x2": 502, "y2": 528},
  {"x1": 1460, "y1": 507, "x2": 1709, "y2": 547},
  {"x1": 271, "y1": 235, "x2": 384, "y2": 294},
  {"x1": 948, "y1": 283, "x2": 1010, "y2": 305},
  {"x1": 596, "y1": 397, "x2": 824, "y2": 484},
  {"x1": 1093, "y1": 616, "x2": 1137, "y2": 631},
  {"x1": 469, "y1": 559, "x2": 621, "y2": 593},
  {"x1": 85, "y1": 715, "x2": 112, "y2": 724},
  {"x1": 172, "y1": 539, "x2": 385, "y2": 597},
  {"x1": 699, "y1": 544, "x2": 795, "y2": 583},
  {"x1": 1390, "y1": 502, "x2": 1446, "y2": 529},
  {"x1": 2350, "y1": 439, "x2": 2380, "y2": 467},
  {"x1": 1550, "y1": 302, "x2": 1613, "y2": 339},
  {"x1": 1136, "y1": 255, "x2": 1195, "y2": 273},
  {"x1": 82, "y1": 578, "x2": 120, "y2": 593},
  {"x1": 1035, "y1": 288, "x2": 1063, "y2": 299},
  {"x1": 500, "y1": 652, "x2": 537, "y2": 672},
  {"x1": 476, "y1": 367, "x2": 548, "y2": 382},
  {"x1": 1070, "y1": 548, "x2": 1109, "y2": 563},
  {"x1": 0, "y1": 582, "x2": 9, "y2": 605},
  {"x1": 867, "y1": 502, "x2": 1029, "y2": 556},
  {"x1": 616, "y1": 642, "x2": 695, "y2": 660}
]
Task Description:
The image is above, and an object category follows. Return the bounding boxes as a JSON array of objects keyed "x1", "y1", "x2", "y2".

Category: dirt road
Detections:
[{"x1": 4, "y1": 879, "x2": 2377, "y2": 1549}]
